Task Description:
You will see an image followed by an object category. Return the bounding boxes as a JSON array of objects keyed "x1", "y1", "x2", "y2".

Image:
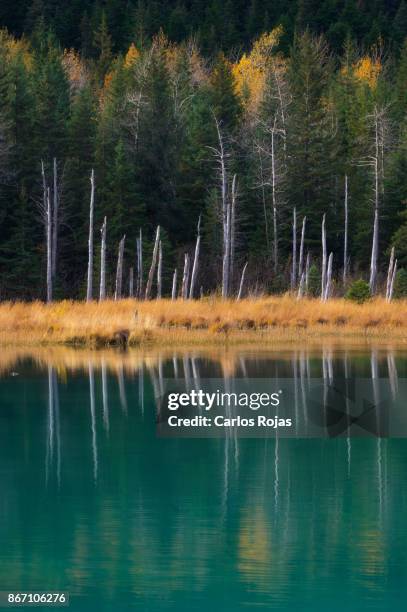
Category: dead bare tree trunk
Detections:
[
  {"x1": 145, "y1": 226, "x2": 160, "y2": 300},
  {"x1": 321, "y1": 214, "x2": 327, "y2": 301},
  {"x1": 41, "y1": 161, "x2": 53, "y2": 303},
  {"x1": 343, "y1": 174, "x2": 349, "y2": 287},
  {"x1": 51, "y1": 158, "x2": 58, "y2": 279},
  {"x1": 86, "y1": 169, "x2": 95, "y2": 302},
  {"x1": 99, "y1": 216, "x2": 107, "y2": 301},
  {"x1": 237, "y1": 262, "x2": 248, "y2": 300},
  {"x1": 389, "y1": 259, "x2": 397, "y2": 302},
  {"x1": 181, "y1": 253, "x2": 190, "y2": 300},
  {"x1": 230, "y1": 175, "x2": 237, "y2": 289},
  {"x1": 46, "y1": 187, "x2": 52, "y2": 303},
  {"x1": 297, "y1": 271, "x2": 305, "y2": 300},
  {"x1": 291, "y1": 208, "x2": 297, "y2": 291},
  {"x1": 386, "y1": 247, "x2": 396, "y2": 302},
  {"x1": 271, "y1": 126, "x2": 278, "y2": 273},
  {"x1": 157, "y1": 240, "x2": 162, "y2": 299},
  {"x1": 298, "y1": 216, "x2": 306, "y2": 281},
  {"x1": 323, "y1": 252, "x2": 333, "y2": 301},
  {"x1": 129, "y1": 267, "x2": 134, "y2": 297},
  {"x1": 212, "y1": 116, "x2": 231, "y2": 299},
  {"x1": 171, "y1": 269, "x2": 177, "y2": 300},
  {"x1": 189, "y1": 216, "x2": 201, "y2": 299},
  {"x1": 137, "y1": 228, "x2": 143, "y2": 298},
  {"x1": 305, "y1": 252, "x2": 310, "y2": 295},
  {"x1": 114, "y1": 235, "x2": 125, "y2": 301}
]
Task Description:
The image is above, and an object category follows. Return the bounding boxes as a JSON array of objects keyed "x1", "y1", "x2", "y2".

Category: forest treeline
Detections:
[
  {"x1": 2, "y1": 0, "x2": 407, "y2": 56},
  {"x1": 1, "y1": 17, "x2": 407, "y2": 300}
]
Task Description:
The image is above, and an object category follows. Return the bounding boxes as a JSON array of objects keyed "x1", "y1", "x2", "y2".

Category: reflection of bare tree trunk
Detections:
[
  {"x1": 387, "y1": 350, "x2": 398, "y2": 399},
  {"x1": 139, "y1": 362, "x2": 144, "y2": 416},
  {"x1": 117, "y1": 365, "x2": 128, "y2": 414},
  {"x1": 88, "y1": 363, "x2": 98, "y2": 482},
  {"x1": 101, "y1": 360, "x2": 109, "y2": 434}
]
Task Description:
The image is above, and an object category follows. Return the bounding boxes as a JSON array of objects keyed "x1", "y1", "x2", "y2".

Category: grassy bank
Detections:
[{"x1": 0, "y1": 297, "x2": 407, "y2": 348}]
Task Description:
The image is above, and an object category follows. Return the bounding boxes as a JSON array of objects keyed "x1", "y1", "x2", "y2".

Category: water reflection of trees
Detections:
[{"x1": 0, "y1": 348, "x2": 406, "y2": 606}]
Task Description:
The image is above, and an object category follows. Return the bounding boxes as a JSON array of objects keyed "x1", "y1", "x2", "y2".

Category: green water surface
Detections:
[{"x1": 0, "y1": 349, "x2": 406, "y2": 611}]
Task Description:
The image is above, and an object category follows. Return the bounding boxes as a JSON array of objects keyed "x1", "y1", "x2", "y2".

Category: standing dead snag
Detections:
[
  {"x1": 291, "y1": 208, "x2": 297, "y2": 291},
  {"x1": 51, "y1": 158, "x2": 58, "y2": 279},
  {"x1": 323, "y1": 253, "x2": 333, "y2": 301},
  {"x1": 358, "y1": 106, "x2": 389, "y2": 294},
  {"x1": 189, "y1": 216, "x2": 201, "y2": 299},
  {"x1": 99, "y1": 216, "x2": 107, "y2": 301},
  {"x1": 298, "y1": 216, "x2": 306, "y2": 282},
  {"x1": 86, "y1": 169, "x2": 95, "y2": 302},
  {"x1": 114, "y1": 235, "x2": 126, "y2": 301},
  {"x1": 210, "y1": 115, "x2": 234, "y2": 298},
  {"x1": 129, "y1": 267, "x2": 134, "y2": 298},
  {"x1": 237, "y1": 262, "x2": 248, "y2": 300},
  {"x1": 145, "y1": 226, "x2": 160, "y2": 300},
  {"x1": 343, "y1": 175, "x2": 349, "y2": 287},
  {"x1": 136, "y1": 228, "x2": 143, "y2": 298},
  {"x1": 157, "y1": 241, "x2": 162, "y2": 299},
  {"x1": 46, "y1": 187, "x2": 52, "y2": 304},
  {"x1": 171, "y1": 269, "x2": 178, "y2": 300},
  {"x1": 181, "y1": 254, "x2": 190, "y2": 300},
  {"x1": 321, "y1": 214, "x2": 327, "y2": 301},
  {"x1": 386, "y1": 247, "x2": 397, "y2": 302},
  {"x1": 389, "y1": 259, "x2": 397, "y2": 303}
]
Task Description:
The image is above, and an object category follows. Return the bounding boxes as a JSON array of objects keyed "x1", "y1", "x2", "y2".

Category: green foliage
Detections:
[
  {"x1": 394, "y1": 268, "x2": 407, "y2": 298},
  {"x1": 345, "y1": 279, "x2": 371, "y2": 303},
  {"x1": 307, "y1": 264, "x2": 320, "y2": 297}
]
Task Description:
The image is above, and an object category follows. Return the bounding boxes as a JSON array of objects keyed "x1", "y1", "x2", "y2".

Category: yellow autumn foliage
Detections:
[
  {"x1": 232, "y1": 27, "x2": 284, "y2": 113},
  {"x1": 124, "y1": 43, "x2": 140, "y2": 67},
  {"x1": 353, "y1": 56, "x2": 381, "y2": 88}
]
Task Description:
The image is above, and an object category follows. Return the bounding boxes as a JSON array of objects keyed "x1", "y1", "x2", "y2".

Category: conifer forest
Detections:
[{"x1": 1, "y1": 0, "x2": 407, "y2": 301}]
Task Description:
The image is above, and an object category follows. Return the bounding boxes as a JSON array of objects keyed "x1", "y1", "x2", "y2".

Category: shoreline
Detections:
[{"x1": 0, "y1": 297, "x2": 406, "y2": 348}]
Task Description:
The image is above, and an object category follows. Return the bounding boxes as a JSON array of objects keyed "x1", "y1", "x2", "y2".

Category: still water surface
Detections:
[{"x1": 0, "y1": 347, "x2": 407, "y2": 611}]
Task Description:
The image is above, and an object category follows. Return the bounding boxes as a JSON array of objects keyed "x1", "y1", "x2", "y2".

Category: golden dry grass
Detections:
[{"x1": 0, "y1": 296, "x2": 406, "y2": 348}]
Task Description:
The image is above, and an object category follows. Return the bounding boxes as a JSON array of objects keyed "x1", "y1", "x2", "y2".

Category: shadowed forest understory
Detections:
[{"x1": 1, "y1": 2, "x2": 407, "y2": 302}]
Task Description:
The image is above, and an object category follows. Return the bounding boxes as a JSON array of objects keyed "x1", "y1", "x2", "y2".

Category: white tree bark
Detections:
[
  {"x1": 46, "y1": 187, "x2": 52, "y2": 303},
  {"x1": 99, "y1": 216, "x2": 107, "y2": 301},
  {"x1": 297, "y1": 271, "x2": 305, "y2": 300},
  {"x1": 298, "y1": 215, "x2": 306, "y2": 281},
  {"x1": 129, "y1": 267, "x2": 134, "y2": 298},
  {"x1": 157, "y1": 240, "x2": 162, "y2": 299},
  {"x1": 323, "y1": 252, "x2": 333, "y2": 301},
  {"x1": 237, "y1": 262, "x2": 248, "y2": 300},
  {"x1": 271, "y1": 126, "x2": 278, "y2": 273},
  {"x1": 137, "y1": 228, "x2": 143, "y2": 298},
  {"x1": 86, "y1": 169, "x2": 95, "y2": 302},
  {"x1": 291, "y1": 208, "x2": 297, "y2": 290},
  {"x1": 212, "y1": 116, "x2": 230, "y2": 298},
  {"x1": 189, "y1": 216, "x2": 201, "y2": 299},
  {"x1": 145, "y1": 226, "x2": 160, "y2": 300},
  {"x1": 389, "y1": 259, "x2": 397, "y2": 302},
  {"x1": 181, "y1": 253, "x2": 190, "y2": 300},
  {"x1": 171, "y1": 268, "x2": 178, "y2": 300},
  {"x1": 230, "y1": 175, "x2": 237, "y2": 288},
  {"x1": 321, "y1": 214, "x2": 327, "y2": 301},
  {"x1": 305, "y1": 252, "x2": 310, "y2": 295},
  {"x1": 386, "y1": 246, "x2": 395, "y2": 301},
  {"x1": 114, "y1": 235, "x2": 125, "y2": 301},
  {"x1": 343, "y1": 174, "x2": 349, "y2": 287},
  {"x1": 51, "y1": 157, "x2": 58, "y2": 279}
]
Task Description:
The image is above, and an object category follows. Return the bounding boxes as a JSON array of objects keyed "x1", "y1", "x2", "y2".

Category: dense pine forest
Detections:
[{"x1": 1, "y1": 1, "x2": 407, "y2": 300}]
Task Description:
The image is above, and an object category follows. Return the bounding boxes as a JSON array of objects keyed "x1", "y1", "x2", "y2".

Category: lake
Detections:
[{"x1": 0, "y1": 345, "x2": 407, "y2": 611}]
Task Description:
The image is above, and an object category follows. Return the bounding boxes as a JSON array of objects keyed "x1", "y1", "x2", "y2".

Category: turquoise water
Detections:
[{"x1": 1, "y1": 349, "x2": 407, "y2": 611}]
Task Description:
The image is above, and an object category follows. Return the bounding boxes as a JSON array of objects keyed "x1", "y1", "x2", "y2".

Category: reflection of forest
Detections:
[{"x1": 0, "y1": 348, "x2": 406, "y2": 608}]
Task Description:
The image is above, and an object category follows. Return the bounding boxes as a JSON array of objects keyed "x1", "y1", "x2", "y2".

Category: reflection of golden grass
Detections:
[
  {"x1": 0, "y1": 297, "x2": 406, "y2": 348},
  {"x1": 0, "y1": 344, "x2": 404, "y2": 378}
]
